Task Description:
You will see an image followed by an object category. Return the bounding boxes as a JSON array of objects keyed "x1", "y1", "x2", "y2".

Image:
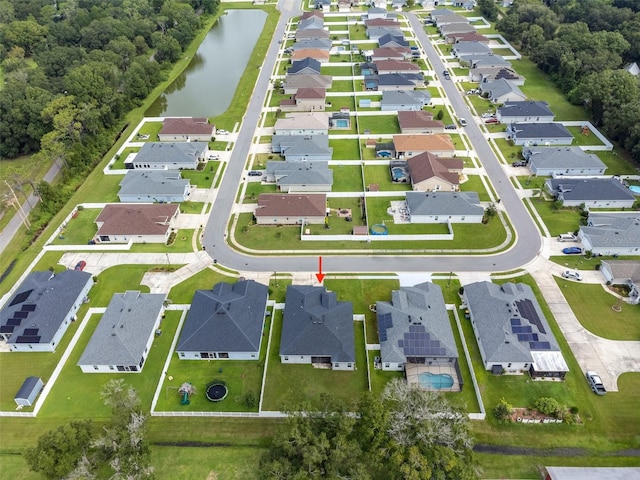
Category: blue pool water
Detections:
[
  {"x1": 335, "y1": 119, "x2": 349, "y2": 128},
  {"x1": 629, "y1": 185, "x2": 640, "y2": 195},
  {"x1": 391, "y1": 167, "x2": 407, "y2": 182},
  {"x1": 418, "y1": 372, "x2": 454, "y2": 389}
]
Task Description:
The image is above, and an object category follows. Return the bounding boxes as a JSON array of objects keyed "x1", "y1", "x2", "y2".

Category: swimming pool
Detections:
[
  {"x1": 629, "y1": 185, "x2": 640, "y2": 195},
  {"x1": 391, "y1": 166, "x2": 407, "y2": 182},
  {"x1": 334, "y1": 119, "x2": 349, "y2": 128},
  {"x1": 418, "y1": 372, "x2": 454, "y2": 390}
]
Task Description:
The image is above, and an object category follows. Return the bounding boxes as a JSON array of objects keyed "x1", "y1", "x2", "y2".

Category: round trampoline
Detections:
[
  {"x1": 205, "y1": 381, "x2": 228, "y2": 402},
  {"x1": 370, "y1": 224, "x2": 389, "y2": 235}
]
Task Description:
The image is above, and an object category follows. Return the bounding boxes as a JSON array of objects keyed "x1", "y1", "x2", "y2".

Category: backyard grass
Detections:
[
  {"x1": 168, "y1": 267, "x2": 238, "y2": 304},
  {"x1": 460, "y1": 174, "x2": 492, "y2": 202},
  {"x1": 51, "y1": 208, "x2": 101, "y2": 246},
  {"x1": 553, "y1": 279, "x2": 640, "y2": 341},
  {"x1": 530, "y1": 200, "x2": 582, "y2": 237},
  {"x1": 566, "y1": 126, "x2": 604, "y2": 147},
  {"x1": 595, "y1": 149, "x2": 640, "y2": 175},
  {"x1": 357, "y1": 114, "x2": 400, "y2": 134},
  {"x1": 326, "y1": 95, "x2": 355, "y2": 112},
  {"x1": 322, "y1": 65, "x2": 354, "y2": 76},
  {"x1": 137, "y1": 121, "x2": 163, "y2": 139},
  {"x1": 261, "y1": 309, "x2": 369, "y2": 411},
  {"x1": 363, "y1": 164, "x2": 412, "y2": 192},
  {"x1": 331, "y1": 79, "x2": 355, "y2": 92},
  {"x1": 329, "y1": 138, "x2": 361, "y2": 160},
  {"x1": 330, "y1": 164, "x2": 364, "y2": 192},
  {"x1": 307, "y1": 198, "x2": 365, "y2": 235},
  {"x1": 110, "y1": 146, "x2": 140, "y2": 169},
  {"x1": 242, "y1": 182, "x2": 277, "y2": 203}
]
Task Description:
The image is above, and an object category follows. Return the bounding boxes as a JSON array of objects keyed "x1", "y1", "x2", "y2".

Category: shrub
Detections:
[
  {"x1": 492, "y1": 398, "x2": 513, "y2": 421},
  {"x1": 535, "y1": 397, "x2": 562, "y2": 418}
]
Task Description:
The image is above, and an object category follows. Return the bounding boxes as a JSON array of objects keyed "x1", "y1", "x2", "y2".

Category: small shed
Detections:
[{"x1": 14, "y1": 376, "x2": 44, "y2": 407}]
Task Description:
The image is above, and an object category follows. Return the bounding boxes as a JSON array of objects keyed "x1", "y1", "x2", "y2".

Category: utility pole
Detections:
[{"x1": 5, "y1": 180, "x2": 31, "y2": 230}]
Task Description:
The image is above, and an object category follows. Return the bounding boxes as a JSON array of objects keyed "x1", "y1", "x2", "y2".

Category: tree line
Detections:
[{"x1": 490, "y1": 0, "x2": 640, "y2": 162}]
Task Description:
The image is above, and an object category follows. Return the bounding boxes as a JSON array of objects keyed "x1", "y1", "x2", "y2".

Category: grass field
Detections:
[
  {"x1": 331, "y1": 164, "x2": 364, "y2": 192},
  {"x1": 329, "y1": 138, "x2": 361, "y2": 160},
  {"x1": 530, "y1": 200, "x2": 582, "y2": 237},
  {"x1": 363, "y1": 164, "x2": 412, "y2": 191},
  {"x1": 357, "y1": 114, "x2": 400, "y2": 134},
  {"x1": 460, "y1": 174, "x2": 492, "y2": 202}
]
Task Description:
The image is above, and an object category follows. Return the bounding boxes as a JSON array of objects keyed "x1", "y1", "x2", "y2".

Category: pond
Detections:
[{"x1": 147, "y1": 9, "x2": 267, "y2": 118}]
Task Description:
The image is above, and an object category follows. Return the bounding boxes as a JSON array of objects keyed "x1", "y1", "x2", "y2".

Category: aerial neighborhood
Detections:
[{"x1": 0, "y1": 0, "x2": 639, "y2": 478}]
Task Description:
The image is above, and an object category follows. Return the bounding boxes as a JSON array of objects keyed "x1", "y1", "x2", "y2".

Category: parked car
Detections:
[
  {"x1": 208, "y1": 153, "x2": 220, "y2": 160},
  {"x1": 458, "y1": 118, "x2": 467, "y2": 127},
  {"x1": 485, "y1": 117, "x2": 499, "y2": 124},
  {"x1": 216, "y1": 129, "x2": 229, "y2": 135},
  {"x1": 466, "y1": 89, "x2": 478, "y2": 95},
  {"x1": 562, "y1": 270, "x2": 583, "y2": 281},
  {"x1": 558, "y1": 233, "x2": 577, "y2": 242},
  {"x1": 248, "y1": 171, "x2": 262, "y2": 177},
  {"x1": 74, "y1": 260, "x2": 87, "y2": 271},
  {"x1": 410, "y1": 46, "x2": 419, "y2": 51},
  {"x1": 442, "y1": 70, "x2": 450, "y2": 78},
  {"x1": 481, "y1": 112, "x2": 495, "y2": 118},
  {"x1": 445, "y1": 124, "x2": 457, "y2": 130},
  {"x1": 512, "y1": 161, "x2": 527, "y2": 167},
  {"x1": 562, "y1": 246, "x2": 583, "y2": 255},
  {"x1": 586, "y1": 371, "x2": 607, "y2": 395}
]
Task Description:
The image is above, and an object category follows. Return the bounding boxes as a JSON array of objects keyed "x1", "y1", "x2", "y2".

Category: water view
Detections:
[{"x1": 147, "y1": 9, "x2": 267, "y2": 117}]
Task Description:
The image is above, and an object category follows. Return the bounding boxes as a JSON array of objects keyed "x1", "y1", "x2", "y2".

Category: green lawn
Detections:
[
  {"x1": 363, "y1": 165, "x2": 411, "y2": 192},
  {"x1": 330, "y1": 79, "x2": 355, "y2": 92},
  {"x1": 168, "y1": 268, "x2": 238, "y2": 304},
  {"x1": 595, "y1": 149, "x2": 640, "y2": 175},
  {"x1": 517, "y1": 175, "x2": 547, "y2": 190},
  {"x1": 530, "y1": 200, "x2": 582, "y2": 237},
  {"x1": 329, "y1": 138, "x2": 361, "y2": 160},
  {"x1": 460, "y1": 174, "x2": 491, "y2": 202},
  {"x1": 357, "y1": 115, "x2": 400, "y2": 134},
  {"x1": 331, "y1": 164, "x2": 364, "y2": 192},
  {"x1": 242, "y1": 182, "x2": 277, "y2": 203},
  {"x1": 326, "y1": 95, "x2": 355, "y2": 112},
  {"x1": 137, "y1": 121, "x2": 163, "y2": 140},
  {"x1": 494, "y1": 138, "x2": 523, "y2": 162},
  {"x1": 110, "y1": 146, "x2": 140, "y2": 169},
  {"x1": 348, "y1": 25, "x2": 368, "y2": 41},
  {"x1": 307, "y1": 198, "x2": 365, "y2": 235},
  {"x1": 553, "y1": 279, "x2": 640, "y2": 341},
  {"x1": 566, "y1": 126, "x2": 604, "y2": 147},
  {"x1": 468, "y1": 95, "x2": 495, "y2": 116},
  {"x1": 322, "y1": 65, "x2": 353, "y2": 76},
  {"x1": 51, "y1": 208, "x2": 101, "y2": 245}
]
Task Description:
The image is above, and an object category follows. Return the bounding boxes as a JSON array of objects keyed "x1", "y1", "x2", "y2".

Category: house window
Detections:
[
  {"x1": 93, "y1": 365, "x2": 99, "y2": 370},
  {"x1": 117, "y1": 366, "x2": 126, "y2": 371},
  {"x1": 284, "y1": 356, "x2": 289, "y2": 361},
  {"x1": 201, "y1": 352, "x2": 210, "y2": 359},
  {"x1": 334, "y1": 363, "x2": 339, "y2": 368},
  {"x1": 507, "y1": 363, "x2": 512, "y2": 368},
  {"x1": 385, "y1": 363, "x2": 390, "y2": 368},
  {"x1": 251, "y1": 354, "x2": 256, "y2": 358},
  {"x1": 219, "y1": 352, "x2": 229, "y2": 359},
  {"x1": 347, "y1": 363, "x2": 352, "y2": 368},
  {"x1": 109, "y1": 366, "x2": 115, "y2": 371},
  {"x1": 179, "y1": 352, "x2": 185, "y2": 358}
]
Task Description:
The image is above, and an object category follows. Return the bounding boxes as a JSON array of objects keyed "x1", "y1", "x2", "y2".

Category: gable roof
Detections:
[
  {"x1": 453, "y1": 42, "x2": 492, "y2": 56},
  {"x1": 372, "y1": 46, "x2": 411, "y2": 59},
  {"x1": 440, "y1": 23, "x2": 476, "y2": 35},
  {"x1": 299, "y1": 16, "x2": 324, "y2": 30},
  {"x1": 581, "y1": 213, "x2": 640, "y2": 249},
  {"x1": 464, "y1": 282, "x2": 565, "y2": 365},
  {"x1": 524, "y1": 146, "x2": 606, "y2": 170},
  {"x1": 295, "y1": 87, "x2": 326, "y2": 100},
  {"x1": 509, "y1": 122, "x2": 572, "y2": 139},
  {"x1": 95, "y1": 204, "x2": 179, "y2": 236},
  {"x1": 291, "y1": 49, "x2": 330, "y2": 62},
  {"x1": 78, "y1": 291, "x2": 166, "y2": 367},
  {"x1": 289, "y1": 58, "x2": 322, "y2": 75},
  {"x1": 601, "y1": 260, "x2": 640, "y2": 283},
  {"x1": 446, "y1": 32, "x2": 489, "y2": 43},
  {"x1": 176, "y1": 280, "x2": 269, "y2": 353},
  {"x1": 548, "y1": 178, "x2": 635, "y2": 202},
  {"x1": 398, "y1": 110, "x2": 438, "y2": 128},
  {"x1": 366, "y1": 18, "x2": 400, "y2": 27},
  {"x1": 159, "y1": 117, "x2": 214, "y2": 136},
  {"x1": 300, "y1": 10, "x2": 324, "y2": 21},
  {"x1": 1, "y1": 270, "x2": 92, "y2": 346},
  {"x1": 498, "y1": 101, "x2": 554, "y2": 119},
  {"x1": 119, "y1": 170, "x2": 189, "y2": 197},
  {"x1": 481, "y1": 78, "x2": 525, "y2": 100},
  {"x1": 368, "y1": 26, "x2": 404, "y2": 39},
  {"x1": 430, "y1": 8, "x2": 457, "y2": 17},
  {"x1": 379, "y1": 33, "x2": 409, "y2": 47},
  {"x1": 377, "y1": 282, "x2": 456, "y2": 364},
  {"x1": 291, "y1": 39, "x2": 332, "y2": 51},
  {"x1": 280, "y1": 285, "x2": 355, "y2": 362},
  {"x1": 266, "y1": 161, "x2": 333, "y2": 186},
  {"x1": 284, "y1": 74, "x2": 333, "y2": 91},
  {"x1": 375, "y1": 59, "x2": 420, "y2": 72},
  {"x1": 624, "y1": 62, "x2": 640, "y2": 76},
  {"x1": 393, "y1": 134, "x2": 455, "y2": 153},
  {"x1": 296, "y1": 28, "x2": 330, "y2": 40},
  {"x1": 378, "y1": 74, "x2": 415, "y2": 87},
  {"x1": 406, "y1": 191, "x2": 483, "y2": 216},
  {"x1": 132, "y1": 142, "x2": 208, "y2": 166},
  {"x1": 467, "y1": 54, "x2": 510, "y2": 68},
  {"x1": 272, "y1": 134, "x2": 331, "y2": 156},
  {"x1": 407, "y1": 151, "x2": 462, "y2": 185},
  {"x1": 255, "y1": 193, "x2": 326, "y2": 218},
  {"x1": 275, "y1": 112, "x2": 329, "y2": 131},
  {"x1": 381, "y1": 90, "x2": 431, "y2": 107}
]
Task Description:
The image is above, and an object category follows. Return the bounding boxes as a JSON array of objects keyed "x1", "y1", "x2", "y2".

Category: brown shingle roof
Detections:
[
  {"x1": 393, "y1": 134, "x2": 455, "y2": 153},
  {"x1": 159, "y1": 118, "x2": 214, "y2": 136},
  {"x1": 96, "y1": 204, "x2": 179, "y2": 236},
  {"x1": 372, "y1": 47, "x2": 410, "y2": 59},
  {"x1": 398, "y1": 111, "x2": 434, "y2": 128},
  {"x1": 366, "y1": 18, "x2": 400, "y2": 27},
  {"x1": 447, "y1": 32, "x2": 489, "y2": 43},
  {"x1": 296, "y1": 87, "x2": 326, "y2": 99},
  {"x1": 375, "y1": 59, "x2": 420, "y2": 72},
  {"x1": 300, "y1": 10, "x2": 324, "y2": 20},
  {"x1": 291, "y1": 48, "x2": 330, "y2": 61},
  {"x1": 407, "y1": 152, "x2": 463, "y2": 185},
  {"x1": 255, "y1": 194, "x2": 326, "y2": 218}
]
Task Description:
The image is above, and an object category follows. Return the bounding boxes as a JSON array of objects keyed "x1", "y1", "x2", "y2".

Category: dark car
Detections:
[
  {"x1": 442, "y1": 70, "x2": 450, "y2": 78},
  {"x1": 485, "y1": 117, "x2": 499, "y2": 124},
  {"x1": 562, "y1": 246, "x2": 583, "y2": 255},
  {"x1": 444, "y1": 124, "x2": 457, "y2": 130},
  {"x1": 74, "y1": 260, "x2": 87, "y2": 271},
  {"x1": 248, "y1": 171, "x2": 262, "y2": 177},
  {"x1": 512, "y1": 161, "x2": 527, "y2": 167}
]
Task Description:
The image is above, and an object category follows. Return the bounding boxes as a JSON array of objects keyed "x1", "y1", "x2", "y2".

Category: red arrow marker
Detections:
[{"x1": 315, "y1": 256, "x2": 325, "y2": 283}]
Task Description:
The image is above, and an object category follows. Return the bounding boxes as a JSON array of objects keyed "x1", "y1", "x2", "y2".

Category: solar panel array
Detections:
[
  {"x1": 529, "y1": 341, "x2": 551, "y2": 350},
  {"x1": 401, "y1": 324, "x2": 448, "y2": 357},
  {"x1": 516, "y1": 299, "x2": 546, "y2": 334},
  {"x1": 8, "y1": 289, "x2": 33, "y2": 307},
  {"x1": 378, "y1": 312, "x2": 393, "y2": 342}
]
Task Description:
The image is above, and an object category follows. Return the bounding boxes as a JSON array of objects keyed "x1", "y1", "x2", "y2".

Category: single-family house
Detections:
[
  {"x1": 118, "y1": 170, "x2": 190, "y2": 203},
  {"x1": 368, "y1": 26, "x2": 404, "y2": 41},
  {"x1": 371, "y1": 46, "x2": 411, "y2": 61},
  {"x1": 406, "y1": 191, "x2": 483, "y2": 223},
  {"x1": 291, "y1": 38, "x2": 333, "y2": 51},
  {"x1": 315, "y1": 0, "x2": 331, "y2": 11},
  {"x1": 374, "y1": 74, "x2": 416, "y2": 91},
  {"x1": 366, "y1": 18, "x2": 400, "y2": 28},
  {"x1": 280, "y1": 285, "x2": 355, "y2": 370},
  {"x1": 600, "y1": 260, "x2": 640, "y2": 305},
  {"x1": 463, "y1": 281, "x2": 569, "y2": 378},
  {"x1": 77, "y1": 291, "x2": 166, "y2": 373},
  {"x1": 265, "y1": 161, "x2": 333, "y2": 192},
  {"x1": 0, "y1": 270, "x2": 93, "y2": 352},
  {"x1": 378, "y1": 33, "x2": 409, "y2": 49},
  {"x1": 440, "y1": 23, "x2": 476, "y2": 36},
  {"x1": 392, "y1": 0, "x2": 406, "y2": 9},
  {"x1": 471, "y1": 66, "x2": 524, "y2": 85},
  {"x1": 544, "y1": 466, "x2": 640, "y2": 480},
  {"x1": 507, "y1": 123, "x2": 573, "y2": 146},
  {"x1": 393, "y1": 134, "x2": 455, "y2": 158},
  {"x1": 291, "y1": 48, "x2": 331, "y2": 63},
  {"x1": 452, "y1": 42, "x2": 492, "y2": 57},
  {"x1": 367, "y1": 7, "x2": 389, "y2": 20},
  {"x1": 299, "y1": 12, "x2": 324, "y2": 30},
  {"x1": 445, "y1": 32, "x2": 489, "y2": 44},
  {"x1": 497, "y1": 101, "x2": 555, "y2": 124},
  {"x1": 14, "y1": 377, "x2": 44, "y2": 407},
  {"x1": 280, "y1": 87, "x2": 326, "y2": 112},
  {"x1": 468, "y1": 55, "x2": 511, "y2": 70},
  {"x1": 406, "y1": 151, "x2": 462, "y2": 190},
  {"x1": 176, "y1": 280, "x2": 269, "y2": 360},
  {"x1": 296, "y1": 28, "x2": 330, "y2": 41},
  {"x1": 434, "y1": 13, "x2": 468, "y2": 26},
  {"x1": 157, "y1": 117, "x2": 215, "y2": 142},
  {"x1": 375, "y1": 59, "x2": 420, "y2": 75},
  {"x1": 289, "y1": 58, "x2": 322, "y2": 76},
  {"x1": 271, "y1": 135, "x2": 332, "y2": 161},
  {"x1": 338, "y1": 0, "x2": 351, "y2": 12},
  {"x1": 94, "y1": 203, "x2": 179, "y2": 244},
  {"x1": 545, "y1": 178, "x2": 636, "y2": 208},
  {"x1": 480, "y1": 78, "x2": 526, "y2": 104},
  {"x1": 524, "y1": 147, "x2": 607, "y2": 176},
  {"x1": 381, "y1": 90, "x2": 431, "y2": 111},
  {"x1": 398, "y1": 110, "x2": 445, "y2": 134},
  {"x1": 579, "y1": 213, "x2": 640, "y2": 256},
  {"x1": 283, "y1": 74, "x2": 333, "y2": 94},
  {"x1": 254, "y1": 193, "x2": 327, "y2": 225},
  {"x1": 430, "y1": 8, "x2": 457, "y2": 19},
  {"x1": 300, "y1": 10, "x2": 324, "y2": 20},
  {"x1": 125, "y1": 142, "x2": 207, "y2": 170},
  {"x1": 274, "y1": 112, "x2": 329, "y2": 136},
  {"x1": 376, "y1": 283, "x2": 458, "y2": 377}
]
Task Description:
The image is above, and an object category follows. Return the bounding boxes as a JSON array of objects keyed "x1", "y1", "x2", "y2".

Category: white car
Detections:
[
  {"x1": 481, "y1": 113, "x2": 495, "y2": 119},
  {"x1": 562, "y1": 270, "x2": 583, "y2": 281},
  {"x1": 208, "y1": 153, "x2": 220, "y2": 160},
  {"x1": 216, "y1": 129, "x2": 229, "y2": 135},
  {"x1": 586, "y1": 371, "x2": 606, "y2": 395},
  {"x1": 458, "y1": 118, "x2": 468, "y2": 127}
]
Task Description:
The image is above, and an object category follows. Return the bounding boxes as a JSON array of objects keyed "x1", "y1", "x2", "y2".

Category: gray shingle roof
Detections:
[
  {"x1": 78, "y1": 291, "x2": 166, "y2": 367},
  {"x1": 291, "y1": 39, "x2": 332, "y2": 51},
  {"x1": 289, "y1": 58, "x2": 322, "y2": 75},
  {"x1": 119, "y1": 170, "x2": 189, "y2": 197},
  {"x1": 378, "y1": 33, "x2": 409, "y2": 48},
  {"x1": 177, "y1": 280, "x2": 269, "y2": 353},
  {"x1": 509, "y1": 122, "x2": 572, "y2": 139},
  {"x1": 132, "y1": 142, "x2": 207, "y2": 167},
  {"x1": 464, "y1": 282, "x2": 562, "y2": 365},
  {"x1": 547, "y1": 178, "x2": 635, "y2": 202},
  {"x1": 266, "y1": 161, "x2": 333, "y2": 187},
  {"x1": 378, "y1": 73, "x2": 415, "y2": 86},
  {"x1": 1, "y1": 270, "x2": 92, "y2": 346},
  {"x1": 381, "y1": 90, "x2": 431, "y2": 107},
  {"x1": 498, "y1": 101, "x2": 554, "y2": 119},
  {"x1": 272, "y1": 135, "x2": 332, "y2": 157},
  {"x1": 581, "y1": 213, "x2": 640, "y2": 249},
  {"x1": 453, "y1": 42, "x2": 492, "y2": 56},
  {"x1": 376, "y1": 282, "x2": 456, "y2": 364},
  {"x1": 524, "y1": 147, "x2": 606, "y2": 170},
  {"x1": 406, "y1": 191, "x2": 483, "y2": 216},
  {"x1": 280, "y1": 285, "x2": 355, "y2": 362},
  {"x1": 481, "y1": 78, "x2": 524, "y2": 100}
]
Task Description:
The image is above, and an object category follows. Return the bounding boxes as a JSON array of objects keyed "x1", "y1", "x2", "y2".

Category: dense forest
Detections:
[{"x1": 486, "y1": 0, "x2": 640, "y2": 162}]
